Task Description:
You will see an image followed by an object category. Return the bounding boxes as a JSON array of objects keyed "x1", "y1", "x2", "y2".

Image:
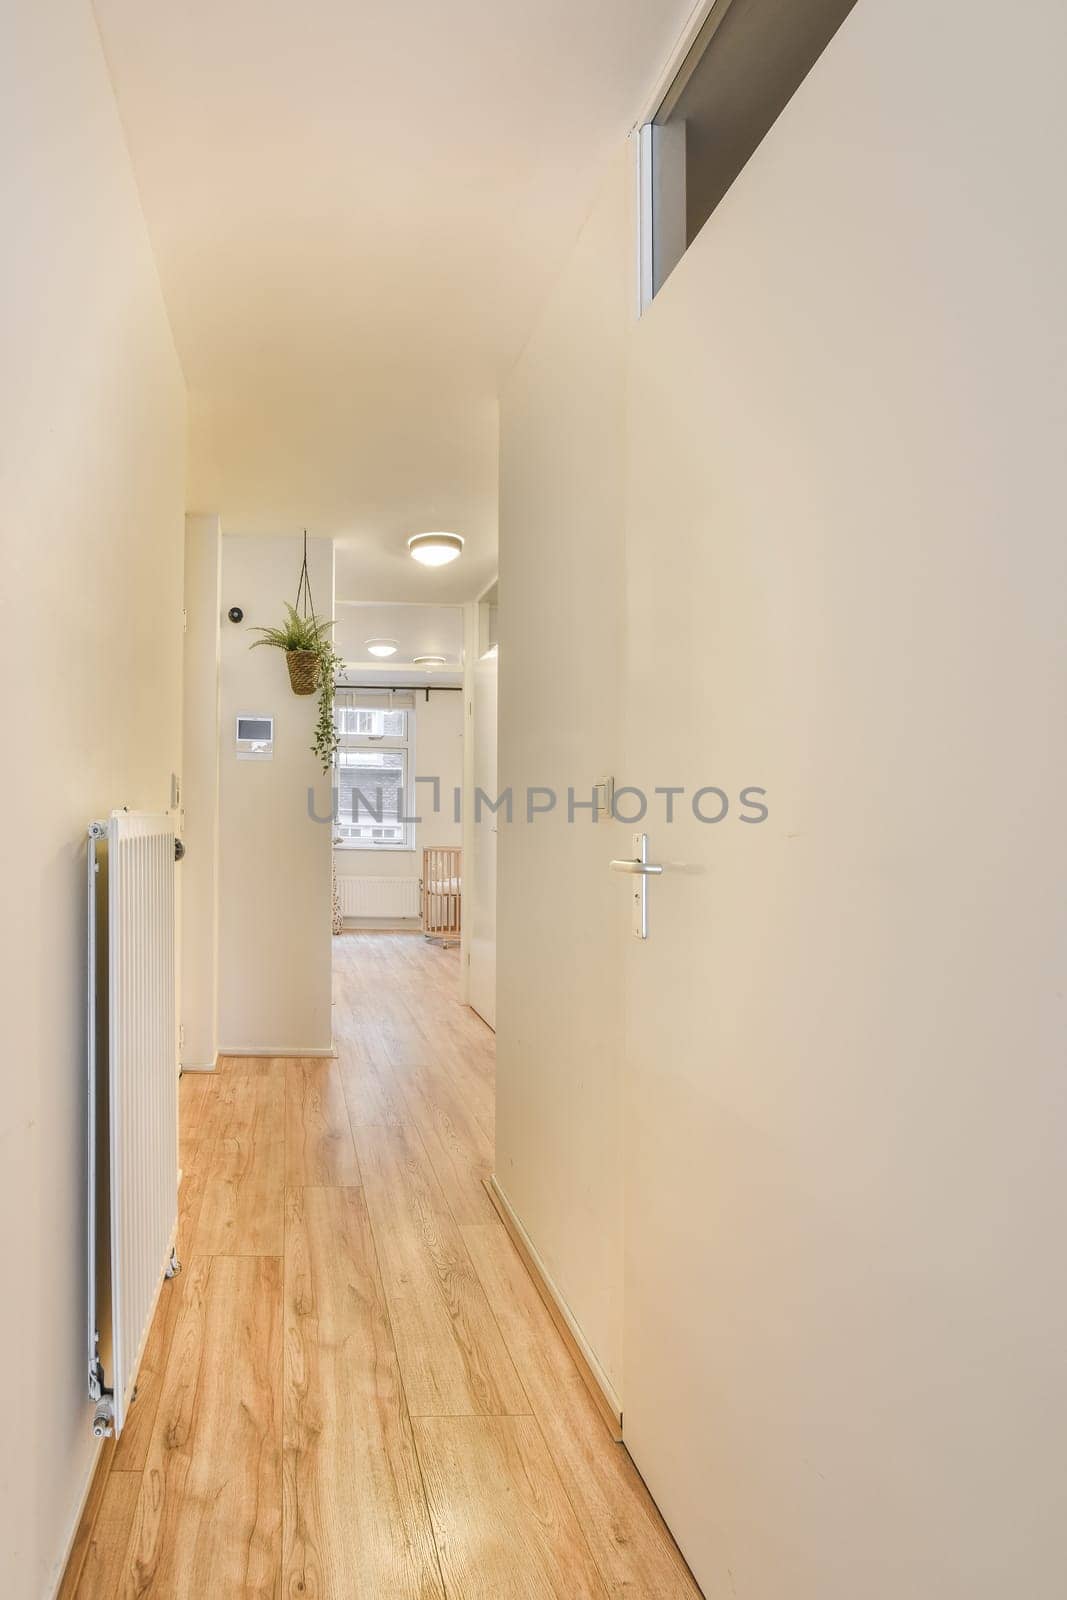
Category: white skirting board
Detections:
[
  {"x1": 339, "y1": 916, "x2": 421, "y2": 931},
  {"x1": 49, "y1": 1435, "x2": 105, "y2": 1599},
  {"x1": 487, "y1": 1175, "x2": 622, "y2": 1423},
  {"x1": 218, "y1": 1043, "x2": 336, "y2": 1057}
]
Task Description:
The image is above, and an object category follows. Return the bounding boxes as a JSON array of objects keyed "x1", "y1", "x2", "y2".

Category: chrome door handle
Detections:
[{"x1": 610, "y1": 833, "x2": 661, "y2": 939}]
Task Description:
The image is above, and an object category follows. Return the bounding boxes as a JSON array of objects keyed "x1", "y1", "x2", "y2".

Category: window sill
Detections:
[{"x1": 334, "y1": 844, "x2": 417, "y2": 854}]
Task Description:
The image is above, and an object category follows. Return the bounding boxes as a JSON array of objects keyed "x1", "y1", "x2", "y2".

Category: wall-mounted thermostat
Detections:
[{"x1": 236, "y1": 715, "x2": 274, "y2": 760}]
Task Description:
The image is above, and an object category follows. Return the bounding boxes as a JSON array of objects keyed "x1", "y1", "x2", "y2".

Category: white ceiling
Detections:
[
  {"x1": 334, "y1": 603, "x2": 464, "y2": 680},
  {"x1": 92, "y1": 0, "x2": 692, "y2": 599}
]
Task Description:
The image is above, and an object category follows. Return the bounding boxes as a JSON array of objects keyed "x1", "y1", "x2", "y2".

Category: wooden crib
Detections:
[{"x1": 421, "y1": 846, "x2": 462, "y2": 945}]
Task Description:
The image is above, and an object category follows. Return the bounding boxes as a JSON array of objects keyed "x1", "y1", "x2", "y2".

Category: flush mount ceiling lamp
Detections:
[
  {"x1": 413, "y1": 654, "x2": 447, "y2": 667},
  {"x1": 365, "y1": 638, "x2": 399, "y2": 657},
  {"x1": 407, "y1": 532, "x2": 464, "y2": 567}
]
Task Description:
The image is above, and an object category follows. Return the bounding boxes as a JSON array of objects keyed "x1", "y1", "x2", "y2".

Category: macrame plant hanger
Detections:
[
  {"x1": 294, "y1": 528, "x2": 317, "y2": 626},
  {"x1": 282, "y1": 530, "x2": 322, "y2": 696}
]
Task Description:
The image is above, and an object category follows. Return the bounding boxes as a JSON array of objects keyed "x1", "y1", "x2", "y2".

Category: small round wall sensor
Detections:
[{"x1": 228, "y1": 606, "x2": 244, "y2": 623}]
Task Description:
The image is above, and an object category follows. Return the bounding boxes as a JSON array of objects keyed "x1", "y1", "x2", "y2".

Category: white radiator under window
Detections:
[
  {"x1": 338, "y1": 874, "x2": 421, "y2": 920},
  {"x1": 87, "y1": 811, "x2": 179, "y2": 1438}
]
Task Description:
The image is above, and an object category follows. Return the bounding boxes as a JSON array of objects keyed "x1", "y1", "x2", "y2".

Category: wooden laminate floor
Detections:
[{"x1": 64, "y1": 934, "x2": 699, "y2": 1599}]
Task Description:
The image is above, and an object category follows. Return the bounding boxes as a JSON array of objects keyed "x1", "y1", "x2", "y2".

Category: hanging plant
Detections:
[
  {"x1": 311, "y1": 630, "x2": 345, "y2": 773},
  {"x1": 248, "y1": 533, "x2": 346, "y2": 774},
  {"x1": 249, "y1": 603, "x2": 331, "y2": 693}
]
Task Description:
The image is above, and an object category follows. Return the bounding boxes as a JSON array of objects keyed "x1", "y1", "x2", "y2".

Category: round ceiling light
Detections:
[
  {"x1": 413, "y1": 654, "x2": 447, "y2": 667},
  {"x1": 408, "y1": 532, "x2": 464, "y2": 567},
  {"x1": 365, "y1": 638, "x2": 399, "y2": 657}
]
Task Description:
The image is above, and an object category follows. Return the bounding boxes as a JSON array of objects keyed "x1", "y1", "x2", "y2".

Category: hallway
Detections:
[{"x1": 64, "y1": 935, "x2": 698, "y2": 1598}]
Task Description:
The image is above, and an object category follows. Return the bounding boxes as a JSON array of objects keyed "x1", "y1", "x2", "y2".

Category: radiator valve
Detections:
[{"x1": 91, "y1": 1398, "x2": 114, "y2": 1439}]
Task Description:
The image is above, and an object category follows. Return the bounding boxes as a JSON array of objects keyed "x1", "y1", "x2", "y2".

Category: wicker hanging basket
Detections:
[{"x1": 286, "y1": 649, "x2": 321, "y2": 696}]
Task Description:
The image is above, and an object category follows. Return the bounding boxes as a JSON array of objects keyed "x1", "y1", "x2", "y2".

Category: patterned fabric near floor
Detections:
[{"x1": 331, "y1": 844, "x2": 344, "y2": 934}]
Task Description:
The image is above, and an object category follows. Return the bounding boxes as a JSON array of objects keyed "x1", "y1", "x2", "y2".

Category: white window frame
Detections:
[
  {"x1": 636, "y1": 0, "x2": 855, "y2": 309},
  {"x1": 634, "y1": 0, "x2": 722, "y2": 314},
  {"x1": 333, "y1": 700, "x2": 416, "y2": 852}
]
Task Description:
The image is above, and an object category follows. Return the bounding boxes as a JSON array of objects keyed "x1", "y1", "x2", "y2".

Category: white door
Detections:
[
  {"x1": 620, "y1": 28, "x2": 1067, "y2": 1588},
  {"x1": 623, "y1": 304, "x2": 900, "y2": 1585},
  {"x1": 619, "y1": 496, "x2": 737, "y2": 1590},
  {"x1": 468, "y1": 620, "x2": 498, "y2": 1027}
]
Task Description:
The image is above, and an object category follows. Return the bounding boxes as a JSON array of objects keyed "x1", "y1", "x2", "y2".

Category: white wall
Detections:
[
  {"x1": 0, "y1": 3, "x2": 186, "y2": 1592},
  {"x1": 333, "y1": 687, "x2": 463, "y2": 885},
  {"x1": 467, "y1": 615, "x2": 498, "y2": 1028},
  {"x1": 496, "y1": 152, "x2": 631, "y2": 1389},
  {"x1": 218, "y1": 535, "x2": 334, "y2": 1052},
  {"x1": 180, "y1": 515, "x2": 221, "y2": 1069},
  {"x1": 497, "y1": 0, "x2": 1067, "y2": 1586}
]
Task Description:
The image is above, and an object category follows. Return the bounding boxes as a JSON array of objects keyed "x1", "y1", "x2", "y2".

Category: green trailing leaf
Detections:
[
  {"x1": 248, "y1": 603, "x2": 345, "y2": 774},
  {"x1": 312, "y1": 634, "x2": 345, "y2": 774}
]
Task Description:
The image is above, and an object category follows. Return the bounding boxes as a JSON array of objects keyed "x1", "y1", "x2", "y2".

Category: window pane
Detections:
[
  {"x1": 335, "y1": 749, "x2": 407, "y2": 844},
  {"x1": 337, "y1": 706, "x2": 407, "y2": 739}
]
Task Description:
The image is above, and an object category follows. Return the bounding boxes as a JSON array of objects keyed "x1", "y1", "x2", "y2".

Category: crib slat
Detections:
[{"x1": 422, "y1": 845, "x2": 462, "y2": 939}]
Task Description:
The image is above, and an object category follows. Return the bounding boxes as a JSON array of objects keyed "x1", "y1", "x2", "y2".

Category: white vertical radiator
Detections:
[{"x1": 87, "y1": 811, "x2": 180, "y2": 1437}]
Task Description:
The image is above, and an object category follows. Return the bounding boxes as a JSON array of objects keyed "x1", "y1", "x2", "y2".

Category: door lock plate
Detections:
[{"x1": 609, "y1": 832, "x2": 663, "y2": 939}]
